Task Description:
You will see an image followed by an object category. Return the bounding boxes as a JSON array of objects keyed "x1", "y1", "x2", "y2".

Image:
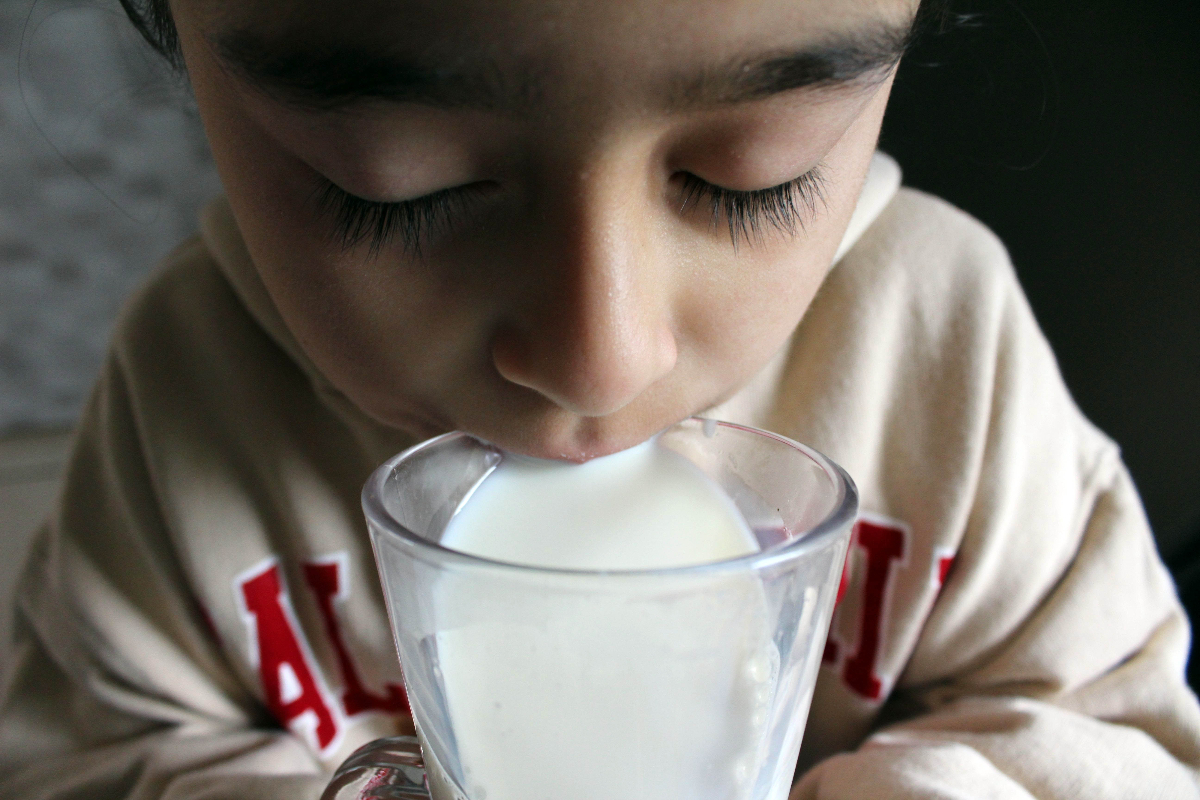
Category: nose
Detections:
[{"x1": 491, "y1": 169, "x2": 678, "y2": 417}]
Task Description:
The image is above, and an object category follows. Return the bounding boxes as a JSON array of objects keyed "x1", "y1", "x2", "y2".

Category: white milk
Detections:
[
  {"x1": 442, "y1": 440, "x2": 759, "y2": 570},
  {"x1": 425, "y1": 441, "x2": 785, "y2": 800}
]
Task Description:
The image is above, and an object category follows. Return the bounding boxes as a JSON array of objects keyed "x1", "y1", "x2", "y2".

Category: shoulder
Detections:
[
  {"x1": 111, "y1": 235, "x2": 277, "y2": 370},
  {"x1": 780, "y1": 186, "x2": 1116, "y2": 533},
  {"x1": 784, "y1": 189, "x2": 1127, "y2": 701},
  {"x1": 870, "y1": 187, "x2": 1010, "y2": 267},
  {"x1": 98, "y1": 231, "x2": 326, "y2": 477},
  {"x1": 805, "y1": 187, "x2": 1084, "y2": 433},
  {"x1": 791, "y1": 188, "x2": 1029, "y2": 418},
  {"x1": 106, "y1": 230, "x2": 314, "y2": 411},
  {"x1": 831, "y1": 188, "x2": 1019, "y2": 337}
]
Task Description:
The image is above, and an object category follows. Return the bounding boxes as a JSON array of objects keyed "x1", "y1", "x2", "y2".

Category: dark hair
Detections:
[
  {"x1": 120, "y1": 0, "x2": 958, "y2": 72},
  {"x1": 117, "y1": 0, "x2": 182, "y2": 69},
  {"x1": 912, "y1": 0, "x2": 962, "y2": 37}
]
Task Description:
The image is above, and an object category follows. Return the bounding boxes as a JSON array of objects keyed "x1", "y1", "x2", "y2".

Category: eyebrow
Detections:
[
  {"x1": 212, "y1": 32, "x2": 521, "y2": 112},
  {"x1": 673, "y1": 23, "x2": 914, "y2": 107},
  {"x1": 211, "y1": 21, "x2": 913, "y2": 113}
]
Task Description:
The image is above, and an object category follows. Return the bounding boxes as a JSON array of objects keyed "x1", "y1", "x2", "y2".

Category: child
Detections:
[{"x1": 2, "y1": 0, "x2": 1198, "y2": 797}]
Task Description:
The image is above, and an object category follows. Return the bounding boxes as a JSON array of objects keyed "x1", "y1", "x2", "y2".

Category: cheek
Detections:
[
  {"x1": 672, "y1": 99, "x2": 886, "y2": 391},
  {"x1": 678, "y1": 257, "x2": 822, "y2": 377},
  {"x1": 184, "y1": 41, "x2": 483, "y2": 397},
  {"x1": 189, "y1": 151, "x2": 447, "y2": 430}
]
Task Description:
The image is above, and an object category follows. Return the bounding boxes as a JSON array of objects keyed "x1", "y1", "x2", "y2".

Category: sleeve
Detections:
[
  {"x1": 793, "y1": 460, "x2": 1200, "y2": 799},
  {"x1": 791, "y1": 218, "x2": 1200, "y2": 798},
  {"x1": 0, "y1": 352, "x2": 328, "y2": 800}
]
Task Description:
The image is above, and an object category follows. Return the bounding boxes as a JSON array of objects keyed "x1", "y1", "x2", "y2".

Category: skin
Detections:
[{"x1": 171, "y1": 0, "x2": 917, "y2": 461}]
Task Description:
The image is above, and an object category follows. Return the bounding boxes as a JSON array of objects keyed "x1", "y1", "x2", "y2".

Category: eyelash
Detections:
[
  {"x1": 315, "y1": 166, "x2": 828, "y2": 255},
  {"x1": 680, "y1": 167, "x2": 828, "y2": 249},
  {"x1": 314, "y1": 180, "x2": 486, "y2": 256}
]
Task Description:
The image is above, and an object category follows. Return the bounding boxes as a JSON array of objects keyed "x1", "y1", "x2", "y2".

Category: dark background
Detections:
[{"x1": 881, "y1": 0, "x2": 1199, "y2": 561}]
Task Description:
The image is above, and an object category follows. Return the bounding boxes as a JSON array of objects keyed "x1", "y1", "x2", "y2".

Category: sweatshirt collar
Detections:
[{"x1": 835, "y1": 151, "x2": 903, "y2": 264}]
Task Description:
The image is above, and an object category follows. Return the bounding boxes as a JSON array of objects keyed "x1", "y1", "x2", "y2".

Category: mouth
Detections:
[
  {"x1": 402, "y1": 376, "x2": 720, "y2": 463},
  {"x1": 474, "y1": 412, "x2": 686, "y2": 463},
  {"x1": 375, "y1": 396, "x2": 654, "y2": 462}
]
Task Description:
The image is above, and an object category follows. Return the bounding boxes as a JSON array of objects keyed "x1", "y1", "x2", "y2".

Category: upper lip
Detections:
[{"x1": 484, "y1": 421, "x2": 676, "y2": 463}]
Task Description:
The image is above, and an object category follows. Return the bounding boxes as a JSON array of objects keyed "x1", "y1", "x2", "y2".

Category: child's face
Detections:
[{"x1": 174, "y1": 0, "x2": 915, "y2": 459}]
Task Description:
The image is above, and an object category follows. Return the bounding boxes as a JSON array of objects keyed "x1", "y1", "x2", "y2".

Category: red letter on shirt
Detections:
[
  {"x1": 303, "y1": 556, "x2": 410, "y2": 718},
  {"x1": 822, "y1": 553, "x2": 854, "y2": 665},
  {"x1": 237, "y1": 560, "x2": 341, "y2": 755},
  {"x1": 841, "y1": 518, "x2": 906, "y2": 700},
  {"x1": 932, "y1": 547, "x2": 956, "y2": 588}
]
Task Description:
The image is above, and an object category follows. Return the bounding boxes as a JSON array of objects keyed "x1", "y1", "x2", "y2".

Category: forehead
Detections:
[
  {"x1": 190, "y1": 0, "x2": 918, "y2": 114},
  {"x1": 194, "y1": 0, "x2": 918, "y2": 67}
]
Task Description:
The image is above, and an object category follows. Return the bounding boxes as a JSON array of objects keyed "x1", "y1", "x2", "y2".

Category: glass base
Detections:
[{"x1": 321, "y1": 736, "x2": 431, "y2": 800}]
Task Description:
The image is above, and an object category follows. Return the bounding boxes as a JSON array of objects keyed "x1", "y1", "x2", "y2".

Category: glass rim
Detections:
[{"x1": 362, "y1": 418, "x2": 859, "y2": 579}]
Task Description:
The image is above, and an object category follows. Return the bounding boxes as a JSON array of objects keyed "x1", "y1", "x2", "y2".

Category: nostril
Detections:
[
  {"x1": 491, "y1": 324, "x2": 677, "y2": 418},
  {"x1": 491, "y1": 331, "x2": 533, "y2": 389}
]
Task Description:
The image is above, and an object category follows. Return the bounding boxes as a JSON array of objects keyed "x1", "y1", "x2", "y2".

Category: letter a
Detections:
[{"x1": 237, "y1": 559, "x2": 341, "y2": 755}]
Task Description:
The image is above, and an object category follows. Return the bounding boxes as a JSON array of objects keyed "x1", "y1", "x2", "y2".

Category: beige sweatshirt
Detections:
[{"x1": 2, "y1": 154, "x2": 1198, "y2": 799}]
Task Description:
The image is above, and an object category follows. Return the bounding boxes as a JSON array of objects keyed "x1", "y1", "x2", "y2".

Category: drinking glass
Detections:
[{"x1": 325, "y1": 418, "x2": 857, "y2": 800}]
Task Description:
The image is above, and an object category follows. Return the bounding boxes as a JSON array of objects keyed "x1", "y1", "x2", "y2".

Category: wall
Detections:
[{"x1": 0, "y1": 0, "x2": 220, "y2": 433}]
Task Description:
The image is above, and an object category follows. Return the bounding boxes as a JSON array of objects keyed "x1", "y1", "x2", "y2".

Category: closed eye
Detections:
[
  {"x1": 313, "y1": 168, "x2": 827, "y2": 255},
  {"x1": 312, "y1": 179, "x2": 493, "y2": 256},
  {"x1": 680, "y1": 167, "x2": 828, "y2": 249}
]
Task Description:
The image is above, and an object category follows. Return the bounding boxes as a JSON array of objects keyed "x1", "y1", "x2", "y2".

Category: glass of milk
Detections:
[{"x1": 340, "y1": 418, "x2": 856, "y2": 800}]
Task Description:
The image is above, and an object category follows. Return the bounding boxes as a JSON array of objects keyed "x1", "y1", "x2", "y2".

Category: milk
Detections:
[
  {"x1": 424, "y1": 441, "x2": 786, "y2": 800},
  {"x1": 441, "y1": 440, "x2": 760, "y2": 570}
]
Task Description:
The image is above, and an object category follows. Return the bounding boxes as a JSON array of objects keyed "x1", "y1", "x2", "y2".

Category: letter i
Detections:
[{"x1": 841, "y1": 518, "x2": 906, "y2": 700}]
